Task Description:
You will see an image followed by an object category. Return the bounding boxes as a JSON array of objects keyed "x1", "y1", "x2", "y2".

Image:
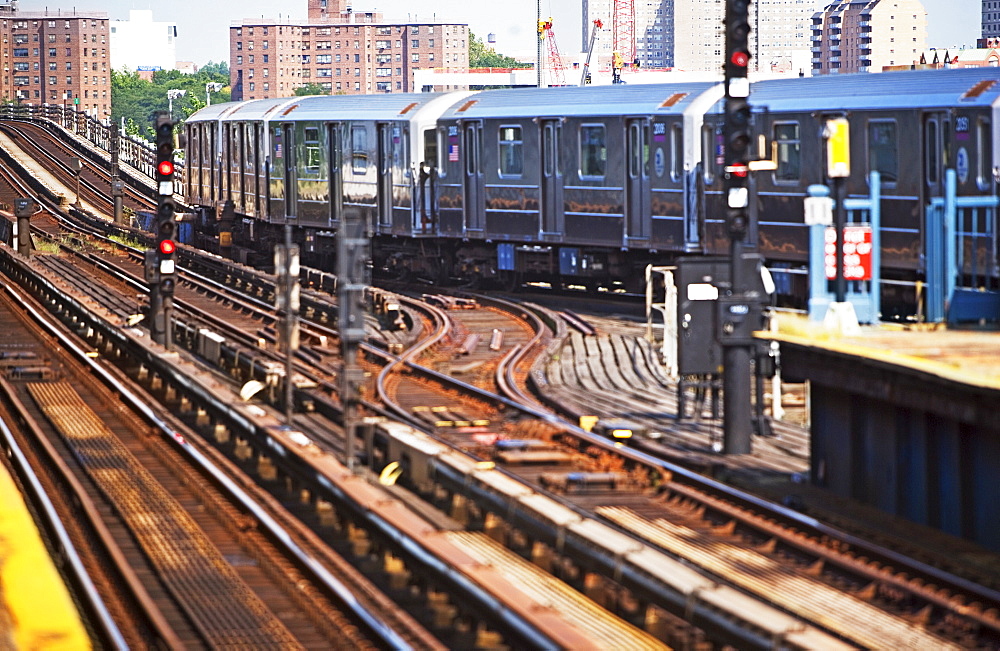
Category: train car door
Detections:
[
  {"x1": 281, "y1": 123, "x2": 297, "y2": 219},
  {"x1": 220, "y1": 122, "x2": 231, "y2": 203},
  {"x1": 327, "y1": 122, "x2": 343, "y2": 227},
  {"x1": 463, "y1": 121, "x2": 485, "y2": 233},
  {"x1": 376, "y1": 122, "x2": 394, "y2": 231},
  {"x1": 626, "y1": 118, "x2": 651, "y2": 242},
  {"x1": 541, "y1": 119, "x2": 564, "y2": 236},
  {"x1": 923, "y1": 111, "x2": 951, "y2": 203},
  {"x1": 208, "y1": 122, "x2": 217, "y2": 204}
]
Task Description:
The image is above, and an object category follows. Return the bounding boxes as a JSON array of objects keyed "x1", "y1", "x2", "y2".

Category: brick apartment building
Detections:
[
  {"x1": 811, "y1": 0, "x2": 927, "y2": 74},
  {"x1": 0, "y1": 1, "x2": 110, "y2": 117},
  {"x1": 230, "y1": 0, "x2": 469, "y2": 99}
]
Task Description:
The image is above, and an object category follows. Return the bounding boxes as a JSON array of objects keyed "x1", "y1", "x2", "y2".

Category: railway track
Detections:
[
  {"x1": 2, "y1": 117, "x2": 999, "y2": 647},
  {"x1": 0, "y1": 281, "x2": 402, "y2": 648},
  {"x1": 0, "y1": 119, "x2": 157, "y2": 218}
]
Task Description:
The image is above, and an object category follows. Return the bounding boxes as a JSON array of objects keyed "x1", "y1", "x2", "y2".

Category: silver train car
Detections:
[{"x1": 183, "y1": 68, "x2": 1000, "y2": 317}]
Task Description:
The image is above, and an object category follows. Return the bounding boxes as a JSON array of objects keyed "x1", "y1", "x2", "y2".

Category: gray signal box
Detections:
[
  {"x1": 675, "y1": 257, "x2": 730, "y2": 376},
  {"x1": 675, "y1": 254, "x2": 769, "y2": 375}
]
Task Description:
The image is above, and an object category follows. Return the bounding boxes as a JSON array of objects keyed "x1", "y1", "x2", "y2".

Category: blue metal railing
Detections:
[{"x1": 925, "y1": 169, "x2": 1000, "y2": 323}]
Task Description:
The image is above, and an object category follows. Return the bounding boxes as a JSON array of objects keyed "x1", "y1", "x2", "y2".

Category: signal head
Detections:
[
  {"x1": 157, "y1": 160, "x2": 174, "y2": 177},
  {"x1": 159, "y1": 239, "x2": 176, "y2": 256}
]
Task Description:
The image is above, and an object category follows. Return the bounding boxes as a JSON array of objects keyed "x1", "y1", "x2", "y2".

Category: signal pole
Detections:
[
  {"x1": 721, "y1": 0, "x2": 754, "y2": 454},
  {"x1": 149, "y1": 112, "x2": 178, "y2": 350},
  {"x1": 111, "y1": 123, "x2": 124, "y2": 225}
]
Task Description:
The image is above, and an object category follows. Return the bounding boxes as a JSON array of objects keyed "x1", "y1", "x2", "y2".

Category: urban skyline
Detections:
[{"x1": 17, "y1": 0, "x2": 982, "y2": 67}]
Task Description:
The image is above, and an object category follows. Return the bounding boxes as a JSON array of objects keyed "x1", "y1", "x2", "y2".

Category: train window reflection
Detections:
[
  {"x1": 351, "y1": 125, "x2": 367, "y2": 173},
  {"x1": 580, "y1": 124, "x2": 606, "y2": 178},
  {"x1": 304, "y1": 127, "x2": 321, "y2": 173},
  {"x1": 498, "y1": 126, "x2": 522, "y2": 177},
  {"x1": 978, "y1": 118, "x2": 992, "y2": 191},
  {"x1": 701, "y1": 124, "x2": 716, "y2": 185},
  {"x1": 925, "y1": 119, "x2": 939, "y2": 185},
  {"x1": 773, "y1": 122, "x2": 800, "y2": 182},
  {"x1": 868, "y1": 120, "x2": 898, "y2": 184},
  {"x1": 670, "y1": 123, "x2": 683, "y2": 182}
]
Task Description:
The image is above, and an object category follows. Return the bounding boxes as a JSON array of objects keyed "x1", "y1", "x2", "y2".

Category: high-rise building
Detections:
[
  {"x1": 582, "y1": 0, "x2": 812, "y2": 75},
  {"x1": 811, "y1": 0, "x2": 927, "y2": 74},
  {"x1": 0, "y1": 2, "x2": 110, "y2": 117},
  {"x1": 985, "y1": 1, "x2": 1000, "y2": 42},
  {"x1": 230, "y1": 0, "x2": 469, "y2": 99},
  {"x1": 109, "y1": 10, "x2": 178, "y2": 74}
]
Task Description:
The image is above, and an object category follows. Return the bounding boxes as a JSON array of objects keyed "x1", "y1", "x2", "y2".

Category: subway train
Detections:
[{"x1": 183, "y1": 68, "x2": 1000, "y2": 318}]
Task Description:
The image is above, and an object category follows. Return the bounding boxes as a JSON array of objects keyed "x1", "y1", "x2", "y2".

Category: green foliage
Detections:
[
  {"x1": 469, "y1": 31, "x2": 531, "y2": 70},
  {"x1": 294, "y1": 82, "x2": 329, "y2": 96},
  {"x1": 111, "y1": 62, "x2": 231, "y2": 139}
]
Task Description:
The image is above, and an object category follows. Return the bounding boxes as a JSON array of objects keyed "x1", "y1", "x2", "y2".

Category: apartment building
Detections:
[
  {"x1": 811, "y1": 0, "x2": 927, "y2": 74},
  {"x1": 582, "y1": 0, "x2": 811, "y2": 75},
  {"x1": 0, "y1": 2, "x2": 110, "y2": 117},
  {"x1": 230, "y1": 0, "x2": 468, "y2": 99}
]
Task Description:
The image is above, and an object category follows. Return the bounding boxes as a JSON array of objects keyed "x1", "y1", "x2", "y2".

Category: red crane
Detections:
[
  {"x1": 538, "y1": 17, "x2": 567, "y2": 87},
  {"x1": 613, "y1": 0, "x2": 636, "y2": 67}
]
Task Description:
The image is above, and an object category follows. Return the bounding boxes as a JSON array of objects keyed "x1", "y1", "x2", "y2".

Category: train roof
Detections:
[
  {"x1": 439, "y1": 82, "x2": 721, "y2": 120},
  {"x1": 749, "y1": 68, "x2": 1000, "y2": 111},
  {"x1": 188, "y1": 92, "x2": 459, "y2": 124}
]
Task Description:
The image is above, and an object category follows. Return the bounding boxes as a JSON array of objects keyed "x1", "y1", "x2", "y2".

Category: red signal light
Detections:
[
  {"x1": 159, "y1": 239, "x2": 176, "y2": 255},
  {"x1": 158, "y1": 160, "x2": 174, "y2": 176},
  {"x1": 730, "y1": 51, "x2": 749, "y2": 67}
]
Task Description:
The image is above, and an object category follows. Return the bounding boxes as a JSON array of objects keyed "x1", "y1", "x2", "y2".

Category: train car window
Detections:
[
  {"x1": 304, "y1": 127, "x2": 321, "y2": 173},
  {"x1": 701, "y1": 124, "x2": 717, "y2": 185},
  {"x1": 977, "y1": 117, "x2": 993, "y2": 191},
  {"x1": 422, "y1": 128, "x2": 437, "y2": 171},
  {"x1": 868, "y1": 120, "x2": 898, "y2": 184},
  {"x1": 580, "y1": 124, "x2": 607, "y2": 178},
  {"x1": 925, "y1": 119, "x2": 939, "y2": 185},
  {"x1": 351, "y1": 125, "x2": 367, "y2": 173},
  {"x1": 670, "y1": 123, "x2": 683, "y2": 182},
  {"x1": 498, "y1": 126, "x2": 523, "y2": 177},
  {"x1": 773, "y1": 122, "x2": 801, "y2": 182}
]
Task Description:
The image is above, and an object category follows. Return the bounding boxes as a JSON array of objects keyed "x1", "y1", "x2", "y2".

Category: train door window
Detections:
[
  {"x1": 773, "y1": 122, "x2": 801, "y2": 182},
  {"x1": 422, "y1": 128, "x2": 437, "y2": 171},
  {"x1": 941, "y1": 117, "x2": 952, "y2": 170},
  {"x1": 304, "y1": 126, "x2": 321, "y2": 174},
  {"x1": 498, "y1": 126, "x2": 522, "y2": 177},
  {"x1": 464, "y1": 124, "x2": 481, "y2": 176},
  {"x1": 925, "y1": 119, "x2": 939, "y2": 185},
  {"x1": 628, "y1": 121, "x2": 651, "y2": 178},
  {"x1": 580, "y1": 124, "x2": 606, "y2": 179},
  {"x1": 351, "y1": 125, "x2": 367, "y2": 173},
  {"x1": 868, "y1": 120, "x2": 898, "y2": 184},
  {"x1": 701, "y1": 123, "x2": 717, "y2": 185},
  {"x1": 977, "y1": 117, "x2": 992, "y2": 191},
  {"x1": 670, "y1": 123, "x2": 683, "y2": 182}
]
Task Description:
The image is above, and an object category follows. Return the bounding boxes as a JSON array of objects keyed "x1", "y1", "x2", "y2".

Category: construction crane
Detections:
[
  {"x1": 537, "y1": 17, "x2": 567, "y2": 87},
  {"x1": 580, "y1": 19, "x2": 603, "y2": 85},
  {"x1": 613, "y1": 0, "x2": 636, "y2": 72}
]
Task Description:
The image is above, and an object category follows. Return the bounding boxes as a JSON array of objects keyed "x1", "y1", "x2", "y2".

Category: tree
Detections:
[
  {"x1": 469, "y1": 31, "x2": 531, "y2": 69},
  {"x1": 111, "y1": 65, "x2": 232, "y2": 138},
  {"x1": 294, "y1": 82, "x2": 328, "y2": 96}
]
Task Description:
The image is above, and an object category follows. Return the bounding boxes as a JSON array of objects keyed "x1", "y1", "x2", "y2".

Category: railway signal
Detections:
[
  {"x1": 149, "y1": 112, "x2": 176, "y2": 349},
  {"x1": 720, "y1": 0, "x2": 758, "y2": 455}
]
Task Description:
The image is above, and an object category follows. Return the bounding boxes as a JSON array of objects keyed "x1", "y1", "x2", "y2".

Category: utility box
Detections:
[
  {"x1": 675, "y1": 257, "x2": 729, "y2": 375},
  {"x1": 675, "y1": 254, "x2": 770, "y2": 374}
]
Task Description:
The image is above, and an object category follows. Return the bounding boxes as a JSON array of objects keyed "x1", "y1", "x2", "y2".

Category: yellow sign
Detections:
[{"x1": 826, "y1": 118, "x2": 850, "y2": 178}]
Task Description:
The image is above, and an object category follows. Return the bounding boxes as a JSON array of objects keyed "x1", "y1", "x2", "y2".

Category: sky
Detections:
[{"x1": 22, "y1": 0, "x2": 982, "y2": 67}]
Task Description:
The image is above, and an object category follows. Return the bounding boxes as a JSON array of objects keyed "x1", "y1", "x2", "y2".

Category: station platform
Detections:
[
  {"x1": 0, "y1": 455, "x2": 90, "y2": 648},
  {"x1": 763, "y1": 318, "x2": 1000, "y2": 552}
]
